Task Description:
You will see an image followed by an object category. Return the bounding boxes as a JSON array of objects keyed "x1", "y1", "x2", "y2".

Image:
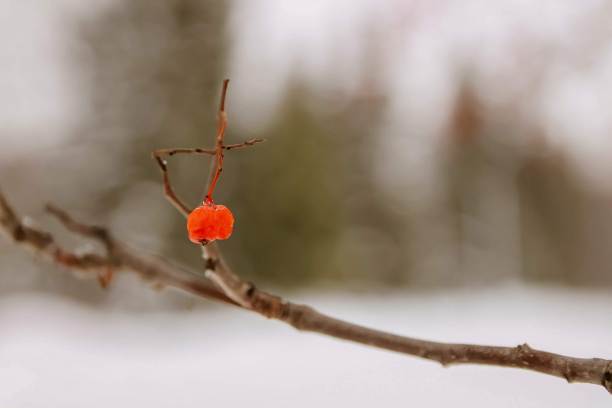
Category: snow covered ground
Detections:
[{"x1": 1, "y1": 285, "x2": 611, "y2": 407}]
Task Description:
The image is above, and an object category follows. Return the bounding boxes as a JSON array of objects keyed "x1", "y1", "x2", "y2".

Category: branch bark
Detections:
[{"x1": 1, "y1": 188, "x2": 611, "y2": 394}]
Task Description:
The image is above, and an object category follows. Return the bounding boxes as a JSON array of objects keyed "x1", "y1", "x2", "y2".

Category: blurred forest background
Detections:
[{"x1": 2, "y1": 0, "x2": 612, "y2": 307}]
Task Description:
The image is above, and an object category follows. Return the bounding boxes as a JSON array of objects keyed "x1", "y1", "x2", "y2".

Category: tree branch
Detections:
[
  {"x1": 0, "y1": 189, "x2": 235, "y2": 305},
  {"x1": 1, "y1": 188, "x2": 611, "y2": 394},
  {"x1": 2, "y1": 78, "x2": 611, "y2": 395}
]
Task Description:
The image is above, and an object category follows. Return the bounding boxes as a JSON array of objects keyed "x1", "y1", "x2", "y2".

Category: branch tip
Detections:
[{"x1": 219, "y1": 79, "x2": 230, "y2": 113}]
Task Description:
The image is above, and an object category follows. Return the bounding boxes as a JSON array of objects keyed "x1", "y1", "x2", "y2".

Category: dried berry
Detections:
[{"x1": 187, "y1": 203, "x2": 234, "y2": 244}]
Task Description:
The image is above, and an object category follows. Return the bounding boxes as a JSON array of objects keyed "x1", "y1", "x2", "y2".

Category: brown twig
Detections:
[
  {"x1": 150, "y1": 84, "x2": 262, "y2": 215},
  {"x1": 204, "y1": 78, "x2": 229, "y2": 204},
  {"x1": 152, "y1": 138, "x2": 264, "y2": 157},
  {"x1": 1, "y1": 188, "x2": 612, "y2": 393},
  {"x1": 151, "y1": 155, "x2": 191, "y2": 217}
]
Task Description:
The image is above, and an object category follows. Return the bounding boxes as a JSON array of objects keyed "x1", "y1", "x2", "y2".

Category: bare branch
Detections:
[
  {"x1": 3, "y1": 79, "x2": 612, "y2": 395},
  {"x1": 149, "y1": 80, "x2": 612, "y2": 394},
  {"x1": 2, "y1": 187, "x2": 612, "y2": 393},
  {"x1": 0, "y1": 188, "x2": 234, "y2": 305},
  {"x1": 151, "y1": 153, "x2": 191, "y2": 217}
]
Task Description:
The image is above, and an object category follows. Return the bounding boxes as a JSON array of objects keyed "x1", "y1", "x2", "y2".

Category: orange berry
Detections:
[{"x1": 187, "y1": 203, "x2": 234, "y2": 244}]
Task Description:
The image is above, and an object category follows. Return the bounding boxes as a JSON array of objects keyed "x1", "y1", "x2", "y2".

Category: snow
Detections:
[{"x1": 1, "y1": 285, "x2": 611, "y2": 407}]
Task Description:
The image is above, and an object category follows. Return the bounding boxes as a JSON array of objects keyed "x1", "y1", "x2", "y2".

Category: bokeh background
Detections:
[{"x1": 1, "y1": 1, "x2": 612, "y2": 406}]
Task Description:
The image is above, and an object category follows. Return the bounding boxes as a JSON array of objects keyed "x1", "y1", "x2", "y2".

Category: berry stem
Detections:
[{"x1": 204, "y1": 79, "x2": 230, "y2": 205}]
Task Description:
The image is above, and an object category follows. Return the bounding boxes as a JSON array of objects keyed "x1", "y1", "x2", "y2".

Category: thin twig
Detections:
[
  {"x1": 150, "y1": 82, "x2": 262, "y2": 214},
  {"x1": 151, "y1": 154, "x2": 191, "y2": 217},
  {"x1": 153, "y1": 138, "x2": 264, "y2": 158},
  {"x1": 154, "y1": 147, "x2": 217, "y2": 156},
  {"x1": 204, "y1": 78, "x2": 229, "y2": 204},
  {"x1": 1, "y1": 188, "x2": 612, "y2": 393},
  {"x1": 223, "y1": 137, "x2": 265, "y2": 150}
]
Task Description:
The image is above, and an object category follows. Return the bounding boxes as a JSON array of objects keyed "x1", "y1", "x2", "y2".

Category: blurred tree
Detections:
[{"x1": 223, "y1": 87, "x2": 406, "y2": 287}]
